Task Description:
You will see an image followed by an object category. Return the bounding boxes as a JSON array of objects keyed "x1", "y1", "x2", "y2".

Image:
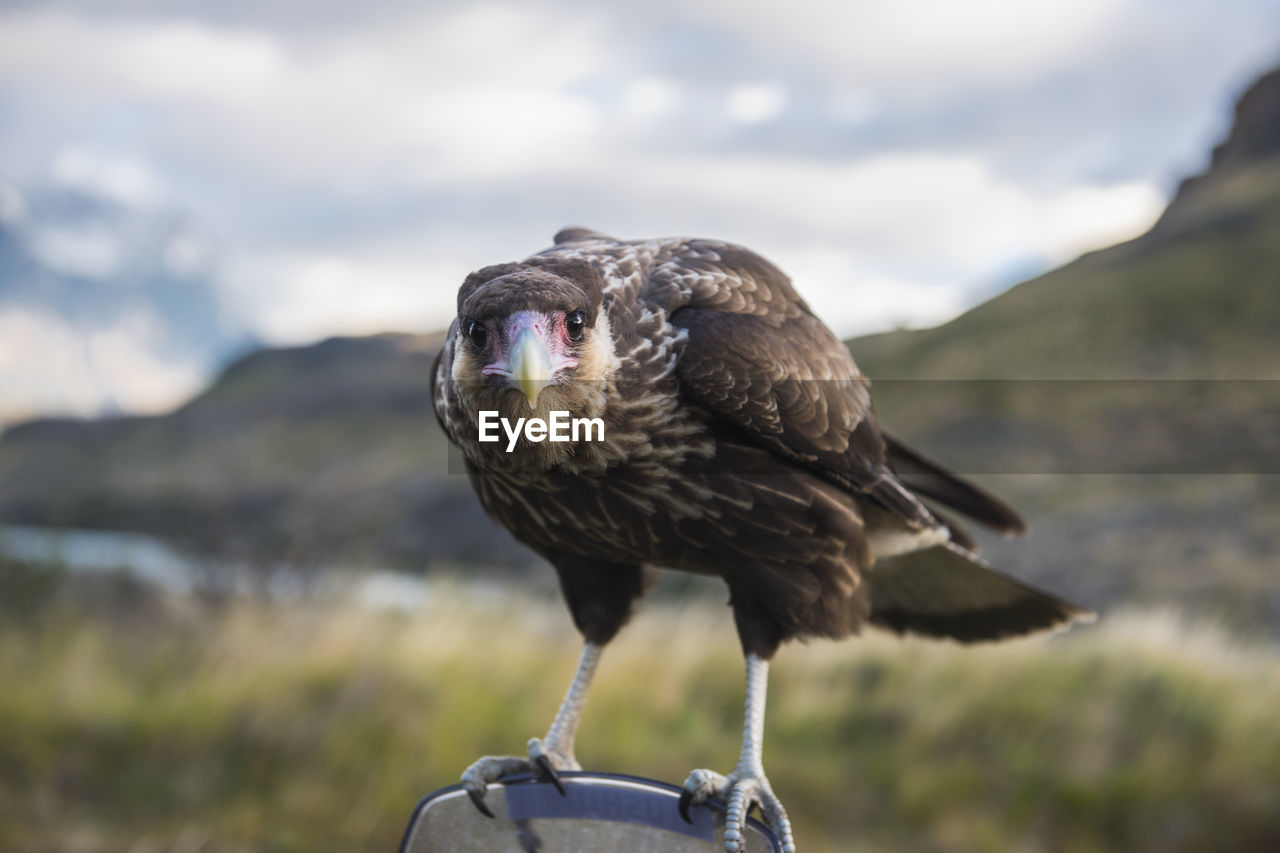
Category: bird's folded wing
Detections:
[
  {"x1": 663, "y1": 242, "x2": 935, "y2": 530},
  {"x1": 882, "y1": 430, "x2": 1027, "y2": 536}
]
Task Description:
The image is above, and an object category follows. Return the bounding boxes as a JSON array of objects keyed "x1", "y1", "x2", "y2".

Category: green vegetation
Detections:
[{"x1": 3, "y1": 560, "x2": 1279, "y2": 852}]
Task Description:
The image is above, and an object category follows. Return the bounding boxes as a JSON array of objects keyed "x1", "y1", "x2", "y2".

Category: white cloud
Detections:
[
  {"x1": 827, "y1": 89, "x2": 878, "y2": 124},
  {"x1": 50, "y1": 146, "x2": 166, "y2": 208},
  {"x1": 87, "y1": 307, "x2": 207, "y2": 410},
  {"x1": 0, "y1": 6, "x2": 609, "y2": 185},
  {"x1": 211, "y1": 151, "x2": 1163, "y2": 342},
  {"x1": 1034, "y1": 183, "x2": 1166, "y2": 259},
  {"x1": 620, "y1": 76, "x2": 681, "y2": 121},
  {"x1": 164, "y1": 230, "x2": 212, "y2": 277},
  {"x1": 0, "y1": 11, "x2": 288, "y2": 101},
  {"x1": 780, "y1": 246, "x2": 968, "y2": 336},
  {"x1": 658, "y1": 0, "x2": 1132, "y2": 87},
  {"x1": 0, "y1": 307, "x2": 100, "y2": 422},
  {"x1": 726, "y1": 83, "x2": 787, "y2": 124},
  {"x1": 559, "y1": 151, "x2": 1162, "y2": 335},
  {"x1": 0, "y1": 182, "x2": 28, "y2": 226},
  {"x1": 0, "y1": 0, "x2": 1272, "y2": 423},
  {"x1": 29, "y1": 224, "x2": 127, "y2": 278},
  {"x1": 222, "y1": 247, "x2": 467, "y2": 344},
  {"x1": 0, "y1": 305, "x2": 206, "y2": 423}
]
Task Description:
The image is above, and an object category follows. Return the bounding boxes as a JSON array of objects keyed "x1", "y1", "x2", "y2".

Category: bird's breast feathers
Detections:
[{"x1": 434, "y1": 230, "x2": 927, "y2": 540}]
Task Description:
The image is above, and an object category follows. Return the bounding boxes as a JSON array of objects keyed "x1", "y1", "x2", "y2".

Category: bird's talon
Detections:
[
  {"x1": 533, "y1": 753, "x2": 566, "y2": 795},
  {"x1": 461, "y1": 754, "x2": 538, "y2": 817},
  {"x1": 466, "y1": 787, "x2": 496, "y2": 819},
  {"x1": 681, "y1": 767, "x2": 792, "y2": 852},
  {"x1": 461, "y1": 741, "x2": 577, "y2": 813},
  {"x1": 678, "y1": 789, "x2": 694, "y2": 824}
]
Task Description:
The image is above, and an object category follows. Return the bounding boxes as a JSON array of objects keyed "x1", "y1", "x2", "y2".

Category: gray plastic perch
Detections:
[{"x1": 400, "y1": 772, "x2": 782, "y2": 852}]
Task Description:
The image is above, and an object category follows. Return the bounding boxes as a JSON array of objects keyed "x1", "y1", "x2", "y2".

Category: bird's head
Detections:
[{"x1": 450, "y1": 256, "x2": 618, "y2": 425}]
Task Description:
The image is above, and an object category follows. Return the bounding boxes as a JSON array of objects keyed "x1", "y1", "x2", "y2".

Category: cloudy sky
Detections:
[{"x1": 1, "y1": 0, "x2": 1279, "y2": 419}]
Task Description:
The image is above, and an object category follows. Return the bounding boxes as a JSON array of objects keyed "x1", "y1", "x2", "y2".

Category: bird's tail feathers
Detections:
[{"x1": 868, "y1": 542, "x2": 1094, "y2": 642}]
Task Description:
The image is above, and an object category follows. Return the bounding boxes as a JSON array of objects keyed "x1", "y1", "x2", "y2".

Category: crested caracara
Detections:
[{"x1": 432, "y1": 228, "x2": 1092, "y2": 851}]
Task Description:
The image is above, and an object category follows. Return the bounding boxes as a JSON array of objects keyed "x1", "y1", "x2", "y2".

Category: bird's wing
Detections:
[
  {"x1": 662, "y1": 241, "x2": 936, "y2": 530},
  {"x1": 881, "y1": 430, "x2": 1027, "y2": 536}
]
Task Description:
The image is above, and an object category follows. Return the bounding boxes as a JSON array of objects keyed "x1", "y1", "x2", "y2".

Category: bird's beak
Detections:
[{"x1": 509, "y1": 326, "x2": 553, "y2": 410}]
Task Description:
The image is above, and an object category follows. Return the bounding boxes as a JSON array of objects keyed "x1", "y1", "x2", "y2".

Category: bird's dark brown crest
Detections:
[{"x1": 457, "y1": 256, "x2": 605, "y2": 326}]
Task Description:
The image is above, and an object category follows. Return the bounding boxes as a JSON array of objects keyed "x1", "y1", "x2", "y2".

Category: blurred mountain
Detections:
[
  {"x1": 850, "y1": 65, "x2": 1280, "y2": 381},
  {"x1": 0, "y1": 183, "x2": 253, "y2": 424},
  {"x1": 2, "y1": 67, "x2": 1279, "y2": 626}
]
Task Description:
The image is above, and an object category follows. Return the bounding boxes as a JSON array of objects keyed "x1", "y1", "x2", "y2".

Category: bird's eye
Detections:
[
  {"x1": 566, "y1": 310, "x2": 586, "y2": 341},
  {"x1": 465, "y1": 319, "x2": 487, "y2": 349}
]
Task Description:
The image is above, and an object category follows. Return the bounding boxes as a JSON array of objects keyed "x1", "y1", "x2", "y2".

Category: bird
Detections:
[{"x1": 431, "y1": 228, "x2": 1093, "y2": 852}]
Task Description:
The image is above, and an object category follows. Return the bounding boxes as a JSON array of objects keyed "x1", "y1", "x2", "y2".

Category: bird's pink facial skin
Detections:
[
  {"x1": 450, "y1": 298, "x2": 612, "y2": 452},
  {"x1": 479, "y1": 310, "x2": 580, "y2": 382}
]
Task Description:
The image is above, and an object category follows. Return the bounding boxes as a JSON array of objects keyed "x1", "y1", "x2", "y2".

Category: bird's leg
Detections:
[
  {"x1": 529, "y1": 639, "x2": 601, "y2": 782},
  {"x1": 679, "y1": 654, "x2": 796, "y2": 853},
  {"x1": 462, "y1": 641, "x2": 602, "y2": 816}
]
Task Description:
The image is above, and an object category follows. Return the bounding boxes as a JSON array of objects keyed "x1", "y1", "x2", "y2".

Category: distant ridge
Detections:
[{"x1": 849, "y1": 65, "x2": 1280, "y2": 382}]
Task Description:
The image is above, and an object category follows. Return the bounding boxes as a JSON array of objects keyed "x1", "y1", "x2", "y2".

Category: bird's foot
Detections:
[
  {"x1": 679, "y1": 766, "x2": 796, "y2": 853},
  {"x1": 461, "y1": 738, "x2": 580, "y2": 818}
]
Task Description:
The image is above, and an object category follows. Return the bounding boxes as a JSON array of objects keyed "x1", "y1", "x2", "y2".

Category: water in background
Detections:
[{"x1": 0, "y1": 524, "x2": 433, "y2": 610}]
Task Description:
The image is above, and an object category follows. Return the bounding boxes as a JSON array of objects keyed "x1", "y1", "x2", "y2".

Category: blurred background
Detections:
[{"x1": 2, "y1": 1, "x2": 1279, "y2": 851}]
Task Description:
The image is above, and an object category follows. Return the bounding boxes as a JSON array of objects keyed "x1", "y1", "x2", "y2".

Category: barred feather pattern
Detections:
[{"x1": 433, "y1": 229, "x2": 1092, "y2": 655}]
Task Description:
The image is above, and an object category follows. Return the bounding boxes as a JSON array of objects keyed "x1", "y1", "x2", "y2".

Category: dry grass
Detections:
[{"x1": 2, "y1": 563, "x2": 1279, "y2": 852}]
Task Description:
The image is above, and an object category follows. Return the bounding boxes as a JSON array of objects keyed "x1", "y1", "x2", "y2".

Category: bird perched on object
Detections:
[{"x1": 432, "y1": 228, "x2": 1093, "y2": 852}]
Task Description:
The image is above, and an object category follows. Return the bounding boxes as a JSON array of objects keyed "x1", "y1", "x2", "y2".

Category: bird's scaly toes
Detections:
[
  {"x1": 527, "y1": 736, "x2": 579, "y2": 794},
  {"x1": 460, "y1": 739, "x2": 580, "y2": 817},
  {"x1": 460, "y1": 755, "x2": 532, "y2": 818},
  {"x1": 679, "y1": 767, "x2": 796, "y2": 853}
]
